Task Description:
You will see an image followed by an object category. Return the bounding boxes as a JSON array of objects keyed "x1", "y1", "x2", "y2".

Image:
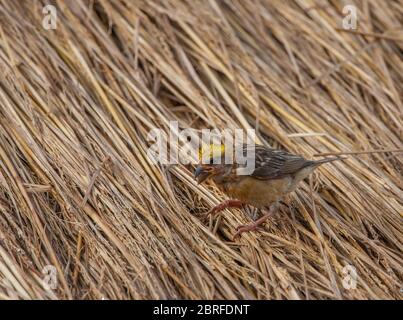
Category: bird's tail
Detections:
[{"x1": 312, "y1": 156, "x2": 346, "y2": 166}]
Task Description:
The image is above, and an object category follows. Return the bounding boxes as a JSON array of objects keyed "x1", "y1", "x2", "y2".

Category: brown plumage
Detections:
[{"x1": 195, "y1": 144, "x2": 343, "y2": 239}]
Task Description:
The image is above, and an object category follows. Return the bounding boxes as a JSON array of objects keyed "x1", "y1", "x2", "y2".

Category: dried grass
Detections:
[{"x1": 0, "y1": 0, "x2": 402, "y2": 299}]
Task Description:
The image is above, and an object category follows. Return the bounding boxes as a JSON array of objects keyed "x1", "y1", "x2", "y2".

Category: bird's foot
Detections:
[
  {"x1": 233, "y1": 211, "x2": 272, "y2": 240},
  {"x1": 204, "y1": 199, "x2": 243, "y2": 219},
  {"x1": 233, "y1": 223, "x2": 261, "y2": 240}
]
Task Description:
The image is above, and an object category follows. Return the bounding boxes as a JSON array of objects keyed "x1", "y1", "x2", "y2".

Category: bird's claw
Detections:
[
  {"x1": 233, "y1": 223, "x2": 260, "y2": 240},
  {"x1": 203, "y1": 200, "x2": 243, "y2": 221},
  {"x1": 233, "y1": 220, "x2": 269, "y2": 240}
]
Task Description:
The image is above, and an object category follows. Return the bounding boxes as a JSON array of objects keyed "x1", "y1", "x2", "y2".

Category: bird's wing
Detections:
[{"x1": 241, "y1": 144, "x2": 313, "y2": 180}]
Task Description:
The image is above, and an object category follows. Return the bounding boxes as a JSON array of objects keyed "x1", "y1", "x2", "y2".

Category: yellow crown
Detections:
[{"x1": 198, "y1": 143, "x2": 225, "y2": 161}]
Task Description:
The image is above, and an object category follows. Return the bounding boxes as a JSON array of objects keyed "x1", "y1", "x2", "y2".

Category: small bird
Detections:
[{"x1": 194, "y1": 144, "x2": 343, "y2": 240}]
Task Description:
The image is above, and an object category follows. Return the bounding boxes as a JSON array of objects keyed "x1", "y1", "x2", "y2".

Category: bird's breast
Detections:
[{"x1": 219, "y1": 176, "x2": 292, "y2": 208}]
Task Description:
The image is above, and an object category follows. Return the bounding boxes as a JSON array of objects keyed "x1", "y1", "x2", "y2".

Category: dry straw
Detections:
[{"x1": 0, "y1": 0, "x2": 402, "y2": 299}]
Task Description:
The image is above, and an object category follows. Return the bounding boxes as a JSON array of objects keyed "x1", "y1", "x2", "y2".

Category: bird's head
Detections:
[{"x1": 194, "y1": 144, "x2": 233, "y2": 184}]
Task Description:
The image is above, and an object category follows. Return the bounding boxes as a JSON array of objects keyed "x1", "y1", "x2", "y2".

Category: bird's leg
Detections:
[
  {"x1": 233, "y1": 210, "x2": 272, "y2": 240},
  {"x1": 205, "y1": 199, "x2": 243, "y2": 218}
]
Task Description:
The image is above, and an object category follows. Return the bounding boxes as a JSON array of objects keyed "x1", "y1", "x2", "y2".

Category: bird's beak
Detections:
[{"x1": 194, "y1": 165, "x2": 211, "y2": 184}]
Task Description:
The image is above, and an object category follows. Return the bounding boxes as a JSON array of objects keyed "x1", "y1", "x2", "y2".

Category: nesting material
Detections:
[{"x1": 0, "y1": 1, "x2": 401, "y2": 299}]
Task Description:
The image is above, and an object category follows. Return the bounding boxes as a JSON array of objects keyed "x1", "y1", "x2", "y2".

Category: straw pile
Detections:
[{"x1": 0, "y1": 0, "x2": 402, "y2": 300}]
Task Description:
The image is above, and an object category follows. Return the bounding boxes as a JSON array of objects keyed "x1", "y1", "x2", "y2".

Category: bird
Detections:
[{"x1": 194, "y1": 143, "x2": 344, "y2": 240}]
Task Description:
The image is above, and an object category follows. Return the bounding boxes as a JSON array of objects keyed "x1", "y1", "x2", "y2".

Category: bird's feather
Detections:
[{"x1": 240, "y1": 144, "x2": 314, "y2": 180}]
